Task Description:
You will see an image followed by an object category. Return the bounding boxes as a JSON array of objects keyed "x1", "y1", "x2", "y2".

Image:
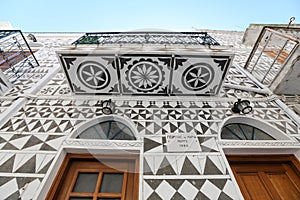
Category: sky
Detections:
[{"x1": 1, "y1": 0, "x2": 299, "y2": 32}]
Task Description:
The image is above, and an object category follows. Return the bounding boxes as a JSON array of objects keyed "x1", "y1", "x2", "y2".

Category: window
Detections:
[
  {"x1": 76, "y1": 120, "x2": 136, "y2": 140},
  {"x1": 221, "y1": 123, "x2": 275, "y2": 140},
  {"x1": 71, "y1": 116, "x2": 138, "y2": 141},
  {"x1": 46, "y1": 154, "x2": 139, "y2": 200},
  {"x1": 219, "y1": 116, "x2": 293, "y2": 141}
]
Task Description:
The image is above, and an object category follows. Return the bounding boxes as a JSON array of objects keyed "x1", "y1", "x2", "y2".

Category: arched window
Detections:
[
  {"x1": 219, "y1": 116, "x2": 292, "y2": 141},
  {"x1": 77, "y1": 120, "x2": 136, "y2": 140},
  {"x1": 221, "y1": 123, "x2": 275, "y2": 140},
  {"x1": 71, "y1": 115, "x2": 137, "y2": 140}
]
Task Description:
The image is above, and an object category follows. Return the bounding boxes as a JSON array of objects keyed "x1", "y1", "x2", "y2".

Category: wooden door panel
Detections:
[
  {"x1": 232, "y1": 164, "x2": 285, "y2": 173},
  {"x1": 46, "y1": 154, "x2": 139, "y2": 200},
  {"x1": 238, "y1": 173, "x2": 273, "y2": 200},
  {"x1": 268, "y1": 173, "x2": 300, "y2": 199},
  {"x1": 282, "y1": 163, "x2": 300, "y2": 189},
  {"x1": 228, "y1": 155, "x2": 300, "y2": 200}
]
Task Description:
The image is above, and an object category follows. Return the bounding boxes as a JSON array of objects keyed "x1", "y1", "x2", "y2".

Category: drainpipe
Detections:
[{"x1": 235, "y1": 65, "x2": 300, "y2": 127}]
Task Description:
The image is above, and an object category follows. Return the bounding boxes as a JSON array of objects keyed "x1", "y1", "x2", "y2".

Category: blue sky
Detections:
[{"x1": 1, "y1": 0, "x2": 299, "y2": 32}]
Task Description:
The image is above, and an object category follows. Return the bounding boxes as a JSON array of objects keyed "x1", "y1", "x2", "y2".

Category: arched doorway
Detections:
[
  {"x1": 46, "y1": 116, "x2": 140, "y2": 200},
  {"x1": 219, "y1": 116, "x2": 300, "y2": 200}
]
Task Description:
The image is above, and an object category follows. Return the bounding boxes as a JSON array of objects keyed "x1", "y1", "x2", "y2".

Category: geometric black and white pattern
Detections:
[
  {"x1": 121, "y1": 56, "x2": 170, "y2": 94},
  {"x1": 0, "y1": 134, "x2": 66, "y2": 151},
  {"x1": 143, "y1": 179, "x2": 239, "y2": 200},
  {"x1": 135, "y1": 121, "x2": 218, "y2": 135},
  {"x1": 143, "y1": 154, "x2": 227, "y2": 175},
  {"x1": 0, "y1": 70, "x2": 13, "y2": 95},
  {"x1": 0, "y1": 118, "x2": 83, "y2": 133},
  {"x1": 14, "y1": 106, "x2": 102, "y2": 119},
  {"x1": 58, "y1": 52, "x2": 233, "y2": 96},
  {"x1": 59, "y1": 55, "x2": 119, "y2": 94},
  {"x1": 4, "y1": 66, "x2": 50, "y2": 97},
  {"x1": 84, "y1": 59, "x2": 256, "y2": 99},
  {"x1": 0, "y1": 152, "x2": 55, "y2": 173},
  {"x1": 0, "y1": 100, "x2": 13, "y2": 113},
  {"x1": 38, "y1": 70, "x2": 71, "y2": 96},
  {"x1": 0, "y1": 177, "x2": 42, "y2": 200},
  {"x1": 2, "y1": 99, "x2": 298, "y2": 137},
  {"x1": 172, "y1": 56, "x2": 232, "y2": 95},
  {"x1": 0, "y1": 32, "x2": 300, "y2": 200}
]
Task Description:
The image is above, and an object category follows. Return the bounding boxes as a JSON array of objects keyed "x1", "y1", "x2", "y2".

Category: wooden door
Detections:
[
  {"x1": 46, "y1": 154, "x2": 139, "y2": 200},
  {"x1": 228, "y1": 155, "x2": 300, "y2": 200}
]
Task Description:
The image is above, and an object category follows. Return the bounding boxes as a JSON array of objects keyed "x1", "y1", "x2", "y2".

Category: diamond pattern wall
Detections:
[
  {"x1": 0, "y1": 33, "x2": 299, "y2": 200},
  {"x1": 143, "y1": 179, "x2": 239, "y2": 200}
]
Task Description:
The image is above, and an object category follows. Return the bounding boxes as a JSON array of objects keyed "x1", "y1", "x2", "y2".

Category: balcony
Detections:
[
  {"x1": 57, "y1": 32, "x2": 234, "y2": 96},
  {"x1": 244, "y1": 26, "x2": 300, "y2": 95},
  {"x1": 0, "y1": 30, "x2": 39, "y2": 95}
]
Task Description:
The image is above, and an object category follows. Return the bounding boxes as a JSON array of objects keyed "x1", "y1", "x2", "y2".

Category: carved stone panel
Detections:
[
  {"x1": 172, "y1": 55, "x2": 232, "y2": 96},
  {"x1": 59, "y1": 54, "x2": 119, "y2": 94},
  {"x1": 58, "y1": 51, "x2": 233, "y2": 96},
  {"x1": 119, "y1": 55, "x2": 171, "y2": 95}
]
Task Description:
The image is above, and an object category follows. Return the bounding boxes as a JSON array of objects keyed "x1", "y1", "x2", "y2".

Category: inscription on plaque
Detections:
[{"x1": 166, "y1": 135, "x2": 201, "y2": 152}]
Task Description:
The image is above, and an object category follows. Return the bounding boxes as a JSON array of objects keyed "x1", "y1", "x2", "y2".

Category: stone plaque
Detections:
[{"x1": 166, "y1": 135, "x2": 201, "y2": 152}]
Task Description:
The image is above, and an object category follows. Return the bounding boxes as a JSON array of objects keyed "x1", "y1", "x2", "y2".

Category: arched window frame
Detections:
[
  {"x1": 218, "y1": 116, "x2": 294, "y2": 142},
  {"x1": 69, "y1": 115, "x2": 140, "y2": 141},
  {"x1": 218, "y1": 117, "x2": 300, "y2": 200},
  {"x1": 35, "y1": 115, "x2": 143, "y2": 200}
]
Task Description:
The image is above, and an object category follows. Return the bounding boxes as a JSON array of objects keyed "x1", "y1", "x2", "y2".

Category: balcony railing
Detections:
[
  {"x1": 244, "y1": 27, "x2": 300, "y2": 86},
  {"x1": 72, "y1": 32, "x2": 220, "y2": 46},
  {"x1": 0, "y1": 30, "x2": 39, "y2": 83}
]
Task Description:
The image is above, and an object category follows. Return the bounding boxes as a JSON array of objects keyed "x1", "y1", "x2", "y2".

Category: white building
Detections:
[{"x1": 0, "y1": 25, "x2": 300, "y2": 199}]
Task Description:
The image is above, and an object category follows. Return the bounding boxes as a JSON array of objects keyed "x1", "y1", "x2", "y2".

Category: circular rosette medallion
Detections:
[
  {"x1": 127, "y1": 60, "x2": 163, "y2": 92},
  {"x1": 77, "y1": 61, "x2": 110, "y2": 90},
  {"x1": 182, "y1": 63, "x2": 214, "y2": 91}
]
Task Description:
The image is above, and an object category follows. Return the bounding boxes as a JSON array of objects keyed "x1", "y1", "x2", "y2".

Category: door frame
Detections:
[
  {"x1": 33, "y1": 147, "x2": 142, "y2": 200},
  {"x1": 218, "y1": 146, "x2": 300, "y2": 200},
  {"x1": 218, "y1": 116, "x2": 300, "y2": 199},
  {"x1": 226, "y1": 154, "x2": 300, "y2": 199},
  {"x1": 46, "y1": 153, "x2": 140, "y2": 200}
]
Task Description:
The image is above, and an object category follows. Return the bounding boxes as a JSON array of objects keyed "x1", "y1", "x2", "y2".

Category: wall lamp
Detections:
[
  {"x1": 101, "y1": 99, "x2": 115, "y2": 115},
  {"x1": 232, "y1": 99, "x2": 253, "y2": 114}
]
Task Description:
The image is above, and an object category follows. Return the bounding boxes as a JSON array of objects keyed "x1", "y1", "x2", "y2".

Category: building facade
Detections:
[{"x1": 0, "y1": 28, "x2": 300, "y2": 199}]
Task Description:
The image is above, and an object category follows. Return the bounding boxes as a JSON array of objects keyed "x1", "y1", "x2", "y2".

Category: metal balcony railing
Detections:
[
  {"x1": 72, "y1": 32, "x2": 220, "y2": 46},
  {"x1": 244, "y1": 27, "x2": 300, "y2": 86},
  {"x1": 0, "y1": 30, "x2": 39, "y2": 83}
]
